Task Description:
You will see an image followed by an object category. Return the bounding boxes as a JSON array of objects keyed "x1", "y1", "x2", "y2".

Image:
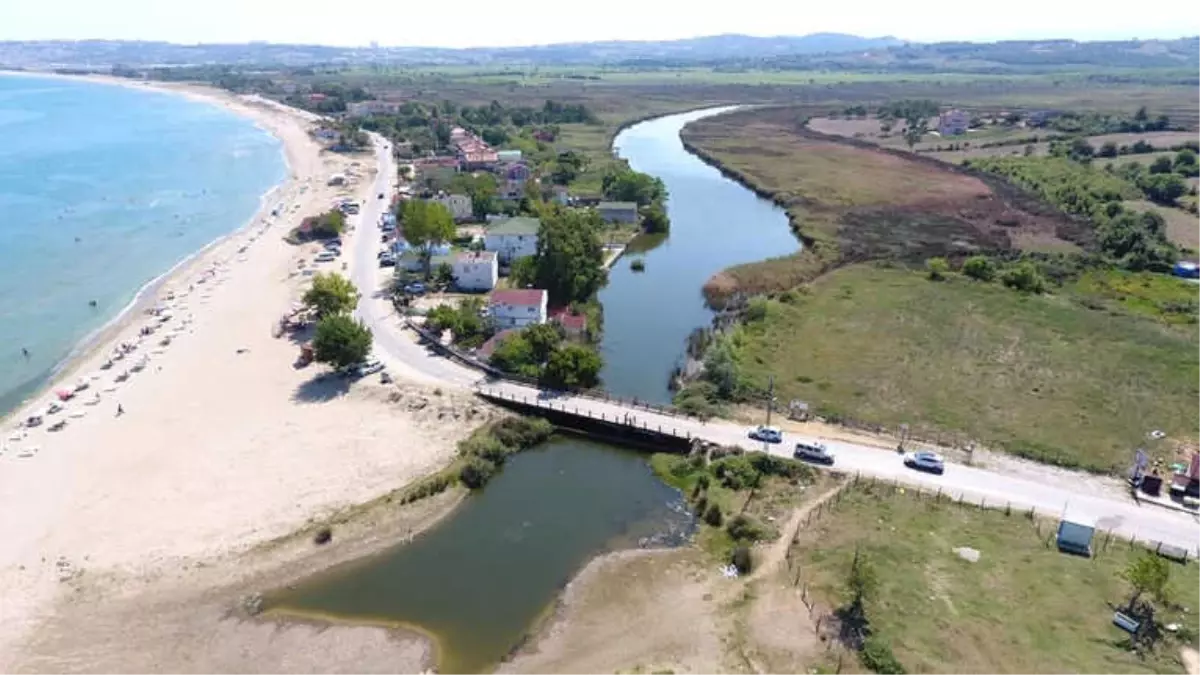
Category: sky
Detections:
[{"x1": 3, "y1": 0, "x2": 1197, "y2": 48}]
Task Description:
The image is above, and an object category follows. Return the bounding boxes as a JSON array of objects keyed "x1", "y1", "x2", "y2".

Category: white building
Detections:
[
  {"x1": 431, "y1": 193, "x2": 473, "y2": 222},
  {"x1": 346, "y1": 100, "x2": 403, "y2": 118},
  {"x1": 484, "y1": 217, "x2": 540, "y2": 263},
  {"x1": 937, "y1": 109, "x2": 971, "y2": 136},
  {"x1": 452, "y1": 251, "x2": 498, "y2": 292},
  {"x1": 489, "y1": 289, "x2": 548, "y2": 329}
]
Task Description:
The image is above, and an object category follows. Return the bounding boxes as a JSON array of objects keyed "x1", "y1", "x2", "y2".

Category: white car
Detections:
[
  {"x1": 904, "y1": 451, "x2": 946, "y2": 475},
  {"x1": 794, "y1": 441, "x2": 834, "y2": 465},
  {"x1": 314, "y1": 251, "x2": 336, "y2": 263},
  {"x1": 748, "y1": 425, "x2": 783, "y2": 444}
]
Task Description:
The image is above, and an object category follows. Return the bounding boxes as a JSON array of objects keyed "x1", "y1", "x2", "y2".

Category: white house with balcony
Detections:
[
  {"x1": 488, "y1": 289, "x2": 548, "y2": 329},
  {"x1": 484, "y1": 217, "x2": 540, "y2": 263},
  {"x1": 452, "y1": 251, "x2": 498, "y2": 291}
]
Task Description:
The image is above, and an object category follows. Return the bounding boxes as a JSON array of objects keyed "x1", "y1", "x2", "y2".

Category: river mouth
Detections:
[{"x1": 265, "y1": 436, "x2": 694, "y2": 674}]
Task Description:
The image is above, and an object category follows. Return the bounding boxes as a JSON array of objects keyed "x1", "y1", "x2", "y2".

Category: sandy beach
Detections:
[{"x1": 0, "y1": 77, "x2": 487, "y2": 672}]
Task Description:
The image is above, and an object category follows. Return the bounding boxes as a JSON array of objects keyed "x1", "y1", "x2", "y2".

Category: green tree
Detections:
[
  {"x1": 532, "y1": 207, "x2": 606, "y2": 305},
  {"x1": 1148, "y1": 155, "x2": 1174, "y2": 175},
  {"x1": 1174, "y1": 148, "x2": 1199, "y2": 177},
  {"x1": 602, "y1": 166, "x2": 666, "y2": 206},
  {"x1": 1123, "y1": 550, "x2": 1170, "y2": 609},
  {"x1": 434, "y1": 262, "x2": 456, "y2": 289},
  {"x1": 312, "y1": 314, "x2": 372, "y2": 369},
  {"x1": 523, "y1": 322, "x2": 564, "y2": 363},
  {"x1": 961, "y1": 255, "x2": 996, "y2": 282},
  {"x1": 925, "y1": 257, "x2": 950, "y2": 281},
  {"x1": 306, "y1": 209, "x2": 346, "y2": 239},
  {"x1": 1000, "y1": 262, "x2": 1046, "y2": 293},
  {"x1": 641, "y1": 201, "x2": 671, "y2": 234},
  {"x1": 509, "y1": 255, "x2": 537, "y2": 288},
  {"x1": 843, "y1": 548, "x2": 880, "y2": 643},
  {"x1": 541, "y1": 344, "x2": 603, "y2": 389},
  {"x1": 1097, "y1": 141, "x2": 1119, "y2": 158},
  {"x1": 402, "y1": 200, "x2": 456, "y2": 277},
  {"x1": 1140, "y1": 173, "x2": 1187, "y2": 205},
  {"x1": 489, "y1": 333, "x2": 540, "y2": 378},
  {"x1": 450, "y1": 172, "x2": 499, "y2": 219},
  {"x1": 303, "y1": 272, "x2": 359, "y2": 319},
  {"x1": 703, "y1": 338, "x2": 740, "y2": 399}
]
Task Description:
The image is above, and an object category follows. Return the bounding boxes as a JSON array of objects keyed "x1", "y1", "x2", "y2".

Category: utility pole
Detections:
[{"x1": 765, "y1": 375, "x2": 775, "y2": 427}]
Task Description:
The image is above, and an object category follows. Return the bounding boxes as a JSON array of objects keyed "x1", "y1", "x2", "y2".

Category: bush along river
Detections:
[
  {"x1": 598, "y1": 107, "x2": 799, "y2": 405},
  {"x1": 266, "y1": 107, "x2": 797, "y2": 673}
]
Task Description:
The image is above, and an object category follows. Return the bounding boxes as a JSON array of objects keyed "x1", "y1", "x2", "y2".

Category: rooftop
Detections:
[
  {"x1": 487, "y1": 217, "x2": 541, "y2": 236},
  {"x1": 598, "y1": 201, "x2": 638, "y2": 210},
  {"x1": 455, "y1": 251, "x2": 497, "y2": 263},
  {"x1": 490, "y1": 288, "x2": 547, "y2": 306}
]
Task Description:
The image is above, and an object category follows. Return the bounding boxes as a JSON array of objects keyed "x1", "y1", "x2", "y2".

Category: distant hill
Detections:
[
  {"x1": 0, "y1": 35, "x2": 1194, "y2": 73},
  {"x1": 0, "y1": 33, "x2": 903, "y2": 69}
]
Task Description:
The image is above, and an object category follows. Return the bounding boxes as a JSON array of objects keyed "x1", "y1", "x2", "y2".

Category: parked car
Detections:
[
  {"x1": 379, "y1": 255, "x2": 396, "y2": 268},
  {"x1": 404, "y1": 282, "x2": 427, "y2": 295},
  {"x1": 904, "y1": 451, "x2": 946, "y2": 475},
  {"x1": 354, "y1": 360, "x2": 385, "y2": 377},
  {"x1": 794, "y1": 441, "x2": 834, "y2": 465},
  {"x1": 314, "y1": 251, "x2": 336, "y2": 263},
  {"x1": 748, "y1": 425, "x2": 783, "y2": 444}
]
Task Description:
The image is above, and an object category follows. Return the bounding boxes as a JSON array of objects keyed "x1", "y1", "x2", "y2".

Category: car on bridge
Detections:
[
  {"x1": 794, "y1": 441, "x2": 834, "y2": 465},
  {"x1": 748, "y1": 425, "x2": 783, "y2": 444},
  {"x1": 904, "y1": 451, "x2": 946, "y2": 475}
]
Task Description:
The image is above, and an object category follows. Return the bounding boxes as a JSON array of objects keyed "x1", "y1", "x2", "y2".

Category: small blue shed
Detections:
[{"x1": 1056, "y1": 519, "x2": 1096, "y2": 557}]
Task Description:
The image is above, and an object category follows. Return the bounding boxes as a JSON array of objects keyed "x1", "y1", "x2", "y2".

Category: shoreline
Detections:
[
  {"x1": 0, "y1": 71, "x2": 300, "y2": 424},
  {"x1": 0, "y1": 72, "x2": 496, "y2": 672}
]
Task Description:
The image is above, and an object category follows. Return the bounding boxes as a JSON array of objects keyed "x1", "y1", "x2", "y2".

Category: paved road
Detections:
[{"x1": 349, "y1": 134, "x2": 1200, "y2": 554}]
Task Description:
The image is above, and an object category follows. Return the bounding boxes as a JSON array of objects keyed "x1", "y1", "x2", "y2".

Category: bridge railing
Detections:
[{"x1": 476, "y1": 386, "x2": 694, "y2": 441}]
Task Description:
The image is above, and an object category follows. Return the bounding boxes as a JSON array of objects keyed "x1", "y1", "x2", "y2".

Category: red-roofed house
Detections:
[
  {"x1": 489, "y1": 289, "x2": 548, "y2": 329},
  {"x1": 478, "y1": 328, "x2": 519, "y2": 360},
  {"x1": 549, "y1": 307, "x2": 587, "y2": 337}
]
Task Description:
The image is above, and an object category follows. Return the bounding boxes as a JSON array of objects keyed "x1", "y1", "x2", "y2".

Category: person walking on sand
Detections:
[
  {"x1": 21, "y1": 347, "x2": 29, "y2": 359},
  {"x1": 116, "y1": 403, "x2": 124, "y2": 417}
]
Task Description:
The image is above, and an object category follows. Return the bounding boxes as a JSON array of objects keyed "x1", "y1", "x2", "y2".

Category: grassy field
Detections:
[
  {"x1": 730, "y1": 264, "x2": 1198, "y2": 471},
  {"x1": 1122, "y1": 199, "x2": 1200, "y2": 252},
  {"x1": 791, "y1": 483, "x2": 1200, "y2": 674},
  {"x1": 680, "y1": 106, "x2": 1084, "y2": 301}
]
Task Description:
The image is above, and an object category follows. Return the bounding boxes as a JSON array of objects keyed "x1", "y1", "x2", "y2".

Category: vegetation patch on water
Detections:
[{"x1": 457, "y1": 416, "x2": 555, "y2": 489}]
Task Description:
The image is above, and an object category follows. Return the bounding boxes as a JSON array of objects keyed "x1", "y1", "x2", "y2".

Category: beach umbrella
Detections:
[{"x1": 56, "y1": 389, "x2": 74, "y2": 401}]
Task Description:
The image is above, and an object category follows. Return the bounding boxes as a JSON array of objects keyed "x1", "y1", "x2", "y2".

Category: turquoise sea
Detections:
[{"x1": 0, "y1": 75, "x2": 286, "y2": 416}]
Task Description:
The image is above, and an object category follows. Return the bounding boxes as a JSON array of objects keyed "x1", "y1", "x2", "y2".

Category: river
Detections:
[
  {"x1": 267, "y1": 107, "x2": 795, "y2": 673},
  {"x1": 598, "y1": 107, "x2": 799, "y2": 404}
]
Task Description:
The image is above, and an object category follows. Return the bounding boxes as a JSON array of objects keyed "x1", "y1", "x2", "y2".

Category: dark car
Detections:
[{"x1": 793, "y1": 442, "x2": 834, "y2": 465}]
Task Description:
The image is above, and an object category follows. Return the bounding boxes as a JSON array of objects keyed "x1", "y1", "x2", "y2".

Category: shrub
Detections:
[
  {"x1": 489, "y1": 416, "x2": 554, "y2": 449},
  {"x1": 459, "y1": 457, "x2": 497, "y2": 489},
  {"x1": 1000, "y1": 262, "x2": 1046, "y2": 294},
  {"x1": 313, "y1": 527, "x2": 332, "y2": 545},
  {"x1": 861, "y1": 635, "x2": 906, "y2": 674},
  {"x1": 731, "y1": 546, "x2": 753, "y2": 574},
  {"x1": 961, "y1": 255, "x2": 996, "y2": 282},
  {"x1": 703, "y1": 503, "x2": 724, "y2": 526},
  {"x1": 726, "y1": 514, "x2": 768, "y2": 542},
  {"x1": 925, "y1": 257, "x2": 950, "y2": 281}
]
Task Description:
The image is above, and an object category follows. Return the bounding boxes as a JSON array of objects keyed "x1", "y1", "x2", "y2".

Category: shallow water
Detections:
[
  {"x1": 268, "y1": 436, "x2": 694, "y2": 673},
  {"x1": 0, "y1": 75, "x2": 284, "y2": 416}
]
